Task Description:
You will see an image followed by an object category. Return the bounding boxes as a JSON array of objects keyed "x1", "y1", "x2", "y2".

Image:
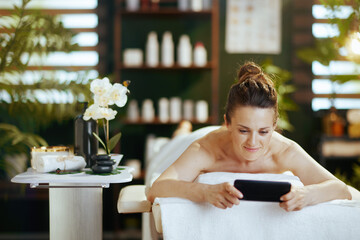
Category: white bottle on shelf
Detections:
[
  {"x1": 196, "y1": 100, "x2": 208, "y2": 123},
  {"x1": 158, "y1": 98, "x2": 170, "y2": 123},
  {"x1": 203, "y1": 0, "x2": 212, "y2": 10},
  {"x1": 127, "y1": 99, "x2": 140, "y2": 122},
  {"x1": 161, "y1": 31, "x2": 174, "y2": 67},
  {"x1": 178, "y1": 0, "x2": 189, "y2": 11},
  {"x1": 183, "y1": 99, "x2": 194, "y2": 121},
  {"x1": 126, "y1": 0, "x2": 140, "y2": 11},
  {"x1": 193, "y1": 42, "x2": 207, "y2": 67},
  {"x1": 177, "y1": 34, "x2": 192, "y2": 67},
  {"x1": 146, "y1": 31, "x2": 159, "y2": 67},
  {"x1": 170, "y1": 97, "x2": 182, "y2": 122},
  {"x1": 191, "y1": 0, "x2": 203, "y2": 11},
  {"x1": 142, "y1": 99, "x2": 155, "y2": 122}
]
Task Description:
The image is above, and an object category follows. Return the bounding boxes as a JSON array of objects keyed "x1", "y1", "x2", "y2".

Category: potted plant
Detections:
[{"x1": 0, "y1": 0, "x2": 92, "y2": 178}]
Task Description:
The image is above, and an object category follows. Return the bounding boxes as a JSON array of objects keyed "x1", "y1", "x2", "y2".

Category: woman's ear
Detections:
[
  {"x1": 273, "y1": 118, "x2": 278, "y2": 130},
  {"x1": 224, "y1": 114, "x2": 229, "y2": 127}
]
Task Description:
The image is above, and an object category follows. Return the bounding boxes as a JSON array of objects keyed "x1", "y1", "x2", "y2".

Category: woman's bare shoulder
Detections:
[
  {"x1": 196, "y1": 126, "x2": 228, "y2": 149},
  {"x1": 270, "y1": 131, "x2": 298, "y2": 158}
]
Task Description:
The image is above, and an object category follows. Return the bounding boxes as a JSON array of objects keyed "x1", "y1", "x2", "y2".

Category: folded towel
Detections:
[
  {"x1": 35, "y1": 155, "x2": 86, "y2": 173},
  {"x1": 155, "y1": 172, "x2": 360, "y2": 240},
  {"x1": 196, "y1": 171, "x2": 304, "y2": 187}
]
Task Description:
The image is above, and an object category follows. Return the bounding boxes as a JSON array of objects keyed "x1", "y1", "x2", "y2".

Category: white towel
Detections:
[
  {"x1": 145, "y1": 126, "x2": 221, "y2": 186},
  {"x1": 155, "y1": 172, "x2": 360, "y2": 240},
  {"x1": 196, "y1": 171, "x2": 304, "y2": 187},
  {"x1": 155, "y1": 198, "x2": 360, "y2": 240},
  {"x1": 35, "y1": 155, "x2": 86, "y2": 173}
]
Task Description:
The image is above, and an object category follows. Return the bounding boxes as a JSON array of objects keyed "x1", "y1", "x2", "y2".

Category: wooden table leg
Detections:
[{"x1": 49, "y1": 184, "x2": 103, "y2": 240}]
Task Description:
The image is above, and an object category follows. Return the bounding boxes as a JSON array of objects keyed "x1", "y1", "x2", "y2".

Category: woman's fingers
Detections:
[
  {"x1": 279, "y1": 186, "x2": 308, "y2": 211},
  {"x1": 225, "y1": 182, "x2": 243, "y2": 199},
  {"x1": 208, "y1": 182, "x2": 243, "y2": 209},
  {"x1": 220, "y1": 183, "x2": 242, "y2": 208}
]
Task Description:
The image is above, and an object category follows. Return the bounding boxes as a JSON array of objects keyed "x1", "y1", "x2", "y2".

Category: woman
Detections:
[{"x1": 147, "y1": 62, "x2": 358, "y2": 212}]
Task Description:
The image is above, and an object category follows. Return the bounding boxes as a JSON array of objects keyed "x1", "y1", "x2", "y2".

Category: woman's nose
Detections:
[{"x1": 247, "y1": 132, "x2": 257, "y2": 146}]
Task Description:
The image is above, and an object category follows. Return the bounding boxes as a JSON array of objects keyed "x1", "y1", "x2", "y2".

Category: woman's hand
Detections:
[
  {"x1": 204, "y1": 182, "x2": 243, "y2": 209},
  {"x1": 279, "y1": 185, "x2": 310, "y2": 211}
]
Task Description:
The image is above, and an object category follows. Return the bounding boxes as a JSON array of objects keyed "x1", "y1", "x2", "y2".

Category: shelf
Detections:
[
  {"x1": 117, "y1": 9, "x2": 212, "y2": 16},
  {"x1": 114, "y1": 0, "x2": 219, "y2": 124},
  {"x1": 124, "y1": 117, "x2": 213, "y2": 125},
  {"x1": 118, "y1": 63, "x2": 213, "y2": 70}
]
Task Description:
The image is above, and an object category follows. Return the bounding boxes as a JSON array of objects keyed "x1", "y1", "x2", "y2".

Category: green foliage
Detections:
[
  {"x1": 108, "y1": 132, "x2": 122, "y2": 154},
  {"x1": 296, "y1": 38, "x2": 339, "y2": 66},
  {"x1": 297, "y1": 0, "x2": 360, "y2": 84},
  {"x1": 0, "y1": 0, "x2": 79, "y2": 74},
  {"x1": 262, "y1": 59, "x2": 298, "y2": 132},
  {"x1": 0, "y1": 0, "x2": 93, "y2": 177},
  {"x1": 335, "y1": 161, "x2": 360, "y2": 190},
  {"x1": 295, "y1": 0, "x2": 360, "y2": 119}
]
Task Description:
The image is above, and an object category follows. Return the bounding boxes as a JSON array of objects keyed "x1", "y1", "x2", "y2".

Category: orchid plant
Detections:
[{"x1": 83, "y1": 77, "x2": 129, "y2": 155}]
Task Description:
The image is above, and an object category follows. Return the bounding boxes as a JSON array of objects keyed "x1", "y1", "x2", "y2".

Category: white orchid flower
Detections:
[
  {"x1": 110, "y1": 83, "x2": 128, "y2": 107},
  {"x1": 98, "y1": 107, "x2": 117, "y2": 120},
  {"x1": 83, "y1": 77, "x2": 130, "y2": 156},
  {"x1": 90, "y1": 77, "x2": 112, "y2": 96},
  {"x1": 94, "y1": 94, "x2": 112, "y2": 107},
  {"x1": 83, "y1": 104, "x2": 102, "y2": 120}
]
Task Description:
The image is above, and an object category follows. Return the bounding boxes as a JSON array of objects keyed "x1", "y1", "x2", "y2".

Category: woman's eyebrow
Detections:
[{"x1": 237, "y1": 124, "x2": 271, "y2": 130}]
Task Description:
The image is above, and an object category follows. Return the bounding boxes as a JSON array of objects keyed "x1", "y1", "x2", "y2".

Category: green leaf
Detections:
[
  {"x1": 92, "y1": 132, "x2": 107, "y2": 153},
  {"x1": 108, "y1": 132, "x2": 122, "y2": 153}
]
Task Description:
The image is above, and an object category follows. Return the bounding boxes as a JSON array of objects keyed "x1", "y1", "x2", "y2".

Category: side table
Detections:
[{"x1": 11, "y1": 167, "x2": 133, "y2": 240}]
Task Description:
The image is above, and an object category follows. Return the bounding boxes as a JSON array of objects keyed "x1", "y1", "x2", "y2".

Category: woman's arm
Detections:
[
  {"x1": 147, "y1": 142, "x2": 242, "y2": 209},
  {"x1": 279, "y1": 141, "x2": 352, "y2": 211}
]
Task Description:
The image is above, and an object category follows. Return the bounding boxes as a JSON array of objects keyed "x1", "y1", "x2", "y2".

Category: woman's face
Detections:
[{"x1": 225, "y1": 106, "x2": 276, "y2": 162}]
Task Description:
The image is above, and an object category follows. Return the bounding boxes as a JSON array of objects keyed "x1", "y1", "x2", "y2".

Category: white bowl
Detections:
[{"x1": 110, "y1": 154, "x2": 123, "y2": 170}]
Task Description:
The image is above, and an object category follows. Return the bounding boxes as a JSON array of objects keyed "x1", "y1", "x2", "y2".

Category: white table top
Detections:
[{"x1": 11, "y1": 167, "x2": 133, "y2": 188}]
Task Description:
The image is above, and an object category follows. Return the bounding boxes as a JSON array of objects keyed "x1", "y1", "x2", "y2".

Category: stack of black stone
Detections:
[{"x1": 91, "y1": 154, "x2": 114, "y2": 173}]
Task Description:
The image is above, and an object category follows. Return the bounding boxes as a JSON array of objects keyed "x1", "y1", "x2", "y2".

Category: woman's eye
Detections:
[
  {"x1": 259, "y1": 131, "x2": 269, "y2": 135},
  {"x1": 239, "y1": 130, "x2": 248, "y2": 133}
]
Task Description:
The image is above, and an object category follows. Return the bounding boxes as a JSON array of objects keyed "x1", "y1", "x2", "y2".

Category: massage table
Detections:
[{"x1": 117, "y1": 126, "x2": 360, "y2": 240}]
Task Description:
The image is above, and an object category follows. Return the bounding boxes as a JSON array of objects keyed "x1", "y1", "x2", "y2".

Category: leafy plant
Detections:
[
  {"x1": 0, "y1": 0, "x2": 92, "y2": 178},
  {"x1": 83, "y1": 77, "x2": 129, "y2": 155},
  {"x1": 262, "y1": 59, "x2": 298, "y2": 131},
  {"x1": 335, "y1": 160, "x2": 360, "y2": 190},
  {"x1": 297, "y1": 0, "x2": 360, "y2": 84}
]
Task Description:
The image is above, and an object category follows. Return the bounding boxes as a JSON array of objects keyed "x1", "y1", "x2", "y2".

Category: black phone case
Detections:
[{"x1": 234, "y1": 179, "x2": 291, "y2": 202}]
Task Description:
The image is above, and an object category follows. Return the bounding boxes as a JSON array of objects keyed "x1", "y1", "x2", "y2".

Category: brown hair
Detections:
[{"x1": 225, "y1": 61, "x2": 278, "y2": 124}]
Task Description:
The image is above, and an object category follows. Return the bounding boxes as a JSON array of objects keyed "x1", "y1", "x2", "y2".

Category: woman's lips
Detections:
[{"x1": 244, "y1": 146, "x2": 259, "y2": 152}]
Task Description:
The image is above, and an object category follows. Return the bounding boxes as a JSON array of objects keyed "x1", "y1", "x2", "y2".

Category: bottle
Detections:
[
  {"x1": 127, "y1": 99, "x2": 140, "y2": 122},
  {"x1": 178, "y1": 0, "x2": 189, "y2": 11},
  {"x1": 74, "y1": 102, "x2": 98, "y2": 168},
  {"x1": 322, "y1": 106, "x2": 345, "y2": 137},
  {"x1": 146, "y1": 31, "x2": 159, "y2": 67},
  {"x1": 161, "y1": 31, "x2": 174, "y2": 67},
  {"x1": 142, "y1": 99, "x2": 155, "y2": 122},
  {"x1": 158, "y1": 98, "x2": 170, "y2": 123},
  {"x1": 170, "y1": 97, "x2": 182, "y2": 122},
  {"x1": 183, "y1": 99, "x2": 194, "y2": 121},
  {"x1": 196, "y1": 100, "x2": 208, "y2": 123},
  {"x1": 191, "y1": 0, "x2": 203, "y2": 11},
  {"x1": 193, "y1": 42, "x2": 207, "y2": 67},
  {"x1": 203, "y1": 0, "x2": 212, "y2": 10},
  {"x1": 177, "y1": 34, "x2": 192, "y2": 67},
  {"x1": 126, "y1": 0, "x2": 140, "y2": 11}
]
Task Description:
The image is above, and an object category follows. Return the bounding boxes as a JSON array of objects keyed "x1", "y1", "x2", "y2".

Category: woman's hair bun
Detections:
[{"x1": 237, "y1": 61, "x2": 273, "y2": 86}]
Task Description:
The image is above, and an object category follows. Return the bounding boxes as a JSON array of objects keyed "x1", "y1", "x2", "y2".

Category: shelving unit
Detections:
[
  {"x1": 113, "y1": 0, "x2": 219, "y2": 125},
  {"x1": 319, "y1": 135, "x2": 360, "y2": 168}
]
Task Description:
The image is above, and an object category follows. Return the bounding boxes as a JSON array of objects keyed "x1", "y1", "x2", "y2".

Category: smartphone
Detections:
[{"x1": 234, "y1": 179, "x2": 291, "y2": 202}]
